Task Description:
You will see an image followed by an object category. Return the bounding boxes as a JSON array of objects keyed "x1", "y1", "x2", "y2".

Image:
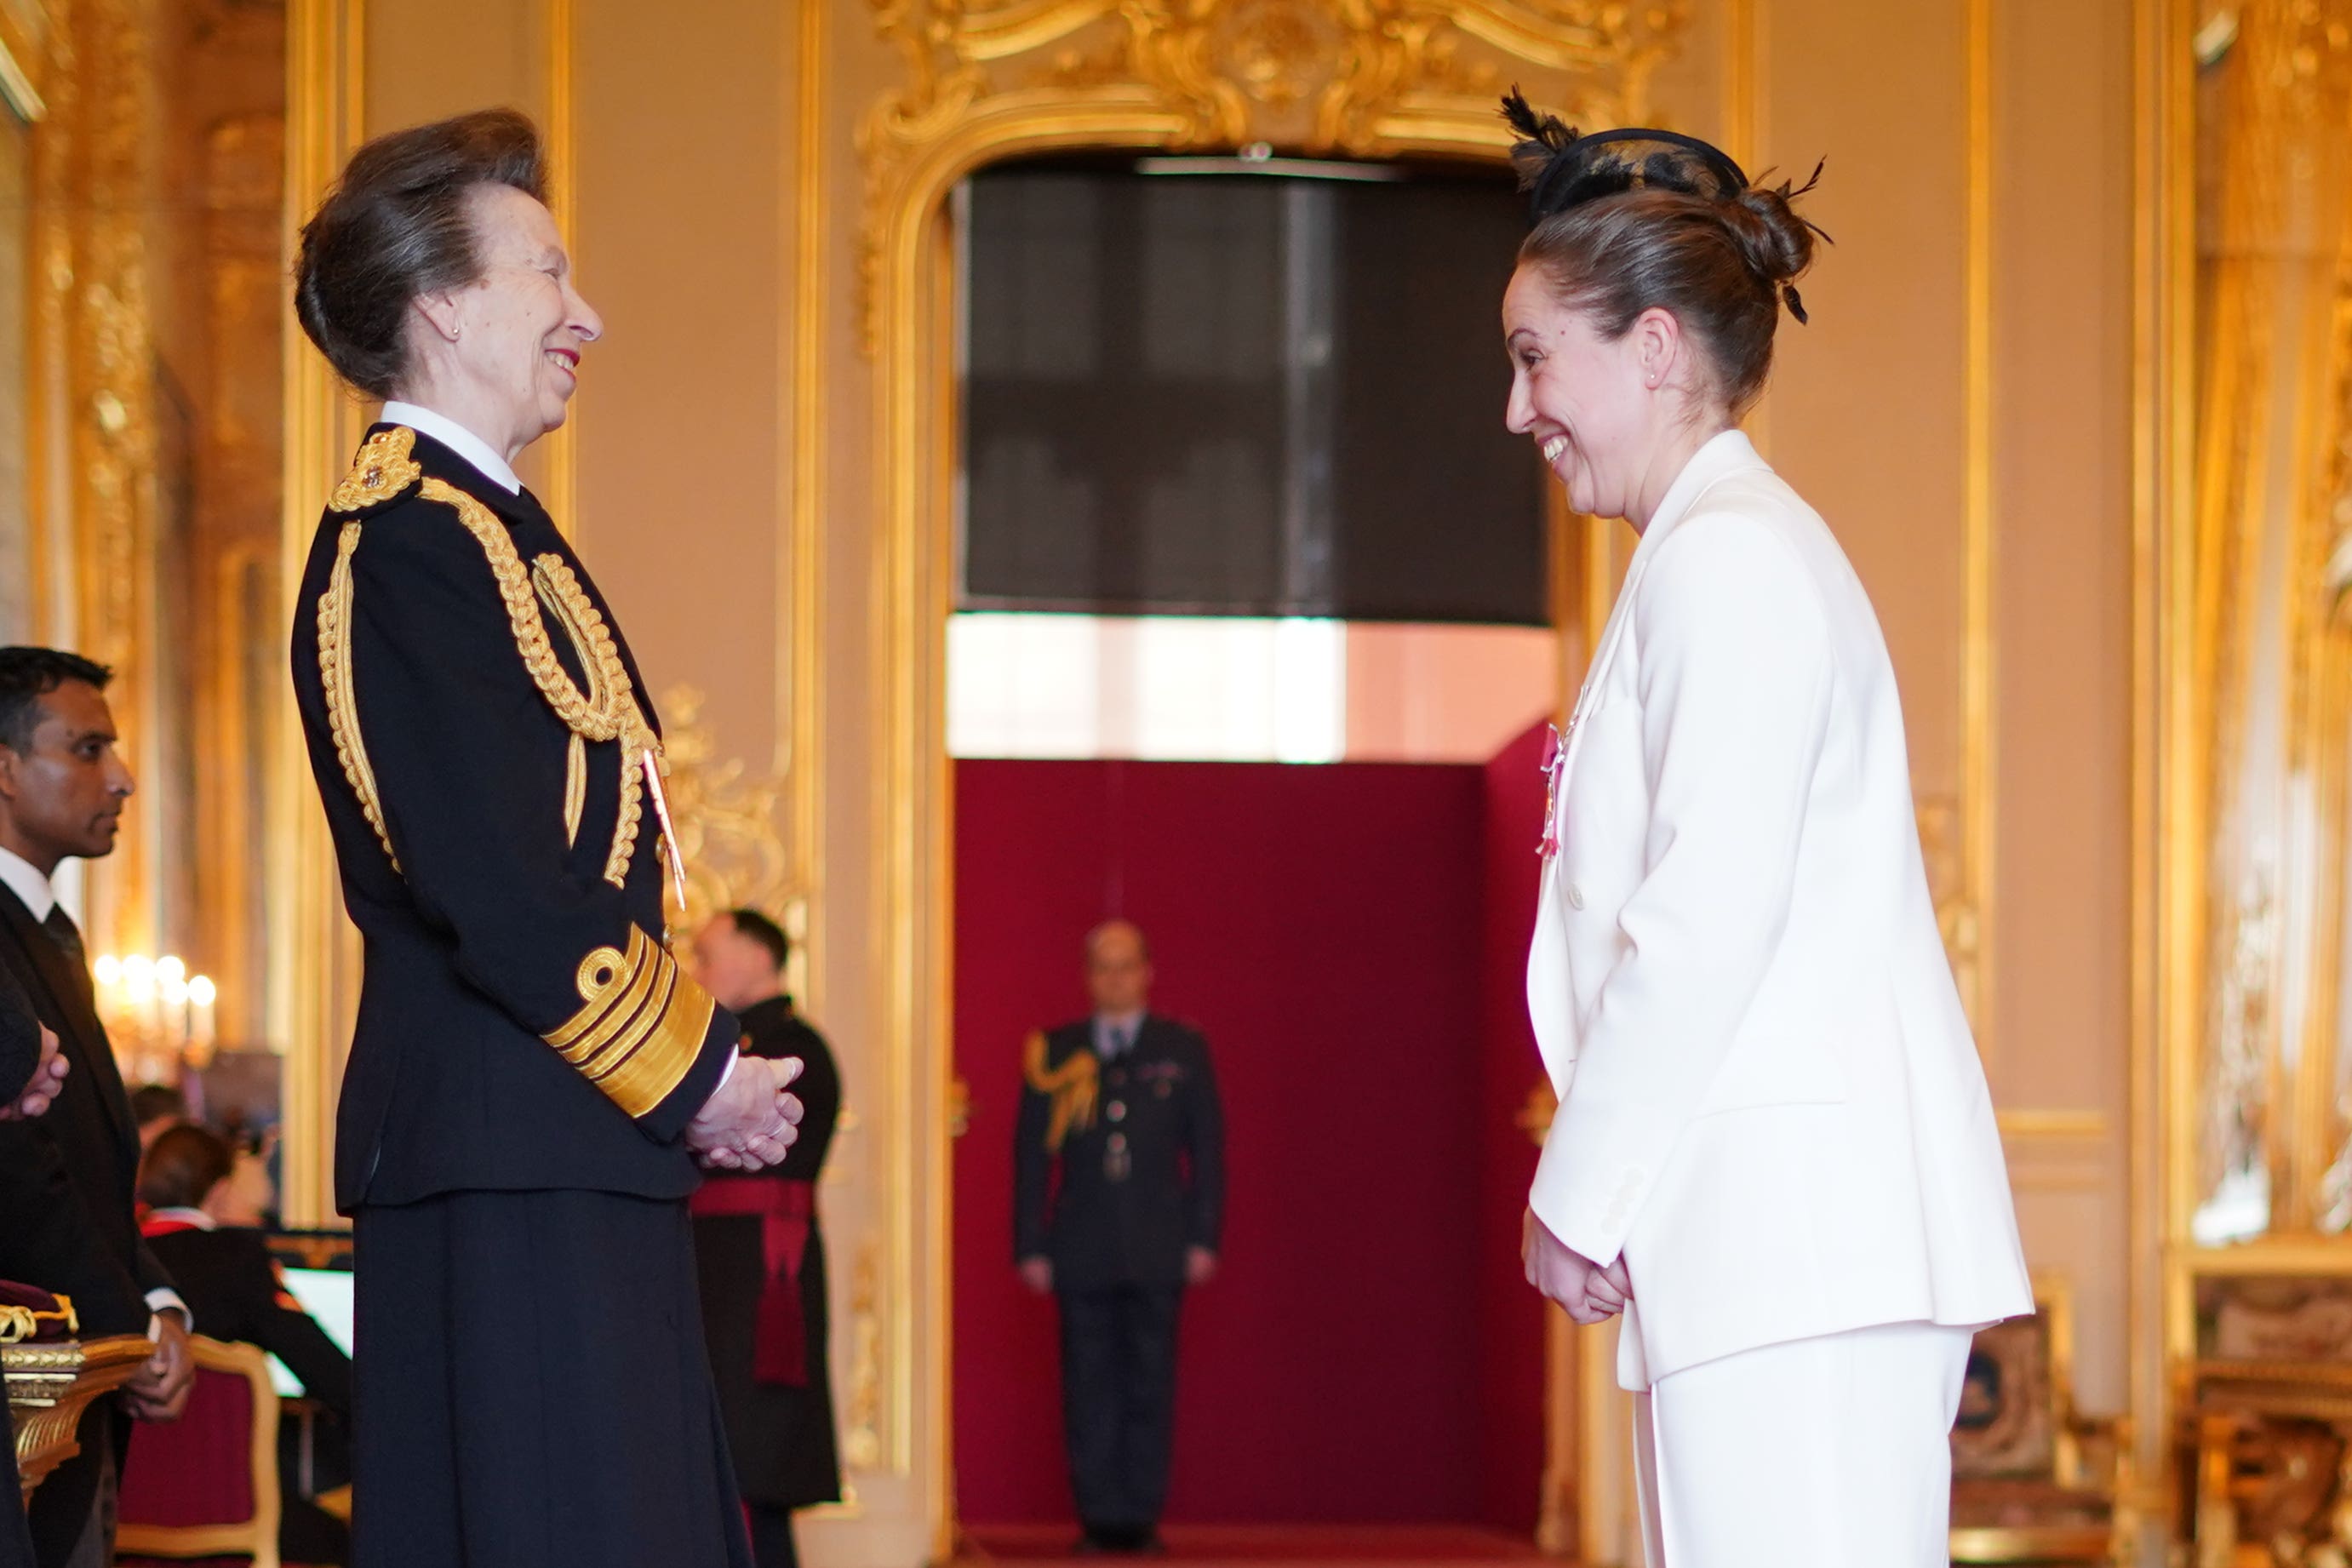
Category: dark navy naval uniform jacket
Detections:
[
  {"x1": 289, "y1": 424, "x2": 738, "y2": 1213},
  {"x1": 1015, "y1": 1015, "x2": 1225, "y2": 1292}
]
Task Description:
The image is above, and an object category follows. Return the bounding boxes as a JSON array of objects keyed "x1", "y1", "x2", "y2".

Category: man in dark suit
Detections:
[
  {"x1": 1, "y1": 960, "x2": 64, "y2": 1568},
  {"x1": 0, "y1": 647, "x2": 192, "y2": 1567},
  {"x1": 690, "y1": 909, "x2": 844, "y2": 1568},
  {"x1": 1015, "y1": 920, "x2": 1225, "y2": 1555}
]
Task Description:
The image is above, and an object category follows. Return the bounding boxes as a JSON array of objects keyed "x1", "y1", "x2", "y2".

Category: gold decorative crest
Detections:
[
  {"x1": 329, "y1": 425, "x2": 422, "y2": 513},
  {"x1": 858, "y1": 0, "x2": 1688, "y2": 352}
]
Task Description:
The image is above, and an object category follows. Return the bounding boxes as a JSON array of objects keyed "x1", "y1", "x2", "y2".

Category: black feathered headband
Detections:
[{"x1": 1501, "y1": 87, "x2": 1827, "y2": 324}]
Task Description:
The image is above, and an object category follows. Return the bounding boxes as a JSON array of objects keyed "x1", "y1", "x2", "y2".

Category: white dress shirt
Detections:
[
  {"x1": 0, "y1": 844, "x2": 192, "y2": 1331},
  {"x1": 0, "y1": 843, "x2": 54, "y2": 921},
  {"x1": 380, "y1": 400, "x2": 522, "y2": 494},
  {"x1": 1093, "y1": 1010, "x2": 1146, "y2": 1059}
]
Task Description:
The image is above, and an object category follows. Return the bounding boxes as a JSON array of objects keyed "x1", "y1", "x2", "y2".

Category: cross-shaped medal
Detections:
[{"x1": 1537, "y1": 719, "x2": 1575, "y2": 861}]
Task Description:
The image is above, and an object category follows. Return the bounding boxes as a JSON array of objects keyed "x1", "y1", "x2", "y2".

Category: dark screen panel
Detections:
[{"x1": 960, "y1": 163, "x2": 1544, "y2": 625}]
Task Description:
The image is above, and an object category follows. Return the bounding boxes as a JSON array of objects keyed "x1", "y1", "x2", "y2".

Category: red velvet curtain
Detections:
[{"x1": 952, "y1": 747, "x2": 1549, "y2": 1526}]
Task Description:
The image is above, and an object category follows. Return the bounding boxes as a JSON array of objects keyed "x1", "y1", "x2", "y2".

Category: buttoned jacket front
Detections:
[{"x1": 1525, "y1": 430, "x2": 2030, "y2": 1390}]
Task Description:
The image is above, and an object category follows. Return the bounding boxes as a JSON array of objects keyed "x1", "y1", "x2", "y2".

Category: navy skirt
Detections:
[{"x1": 352, "y1": 1189, "x2": 752, "y2": 1568}]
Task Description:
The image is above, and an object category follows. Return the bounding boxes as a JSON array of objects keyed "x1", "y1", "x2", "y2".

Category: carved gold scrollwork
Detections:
[
  {"x1": 859, "y1": 0, "x2": 1688, "y2": 352},
  {"x1": 654, "y1": 684, "x2": 798, "y2": 935}
]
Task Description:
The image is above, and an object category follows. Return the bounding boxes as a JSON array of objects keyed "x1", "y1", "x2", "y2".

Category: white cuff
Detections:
[{"x1": 145, "y1": 1287, "x2": 191, "y2": 1337}]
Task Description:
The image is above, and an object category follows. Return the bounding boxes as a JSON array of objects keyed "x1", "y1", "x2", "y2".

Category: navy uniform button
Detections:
[
  {"x1": 1108, "y1": 1132, "x2": 1128, "y2": 1152},
  {"x1": 1107, "y1": 1101, "x2": 1127, "y2": 1123}
]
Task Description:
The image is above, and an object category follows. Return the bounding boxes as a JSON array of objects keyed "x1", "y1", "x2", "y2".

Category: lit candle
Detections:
[
  {"x1": 187, "y1": 975, "x2": 216, "y2": 1054},
  {"x1": 121, "y1": 954, "x2": 156, "y2": 1037}
]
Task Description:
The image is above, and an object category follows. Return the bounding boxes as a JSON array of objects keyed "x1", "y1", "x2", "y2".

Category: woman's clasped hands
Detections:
[{"x1": 1522, "y1": 1207, "x2": 1633, "y2": 1325}]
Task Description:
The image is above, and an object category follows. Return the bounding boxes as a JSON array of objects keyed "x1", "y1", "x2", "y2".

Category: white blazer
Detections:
[{"x1": 1526, "y1": 430, "x2": 2030, "y2": 1392}]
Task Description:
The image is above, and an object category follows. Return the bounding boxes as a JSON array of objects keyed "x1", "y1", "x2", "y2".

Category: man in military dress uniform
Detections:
[
  {"x1": 288, "y1": 111, "x2": 801, "y2": 1568},
  {"x1": 690, "y1": 909, "x2": 844, "y2": 1568},
  {"x1": 1015, "y1": 920, "x2": 1225, "y2": 1555}
]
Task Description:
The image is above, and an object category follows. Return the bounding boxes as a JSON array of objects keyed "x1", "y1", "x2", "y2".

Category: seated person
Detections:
[
  {"x1": 131, "y1": 1084, "x2": 188, "y2": 1155},
  {"x1": 138, "y1": 1123, "x2": 351, "y2": 1565}
]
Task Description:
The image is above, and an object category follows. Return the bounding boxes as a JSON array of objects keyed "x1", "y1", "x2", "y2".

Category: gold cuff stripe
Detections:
[
  {"x1": 543, "y1": 925, "x2": 714, "y2": 1117},
  {"x1": 590, "y1": 982, "x2": 715, "y2": 1119},
  {"x1": 317, "y1": 520, "x2": 400, "y2": 873},
  {"x1": 567, "y1": 956, "x2": 676, "y2": 1077},
  {"x1": 547, "y1": 926, "x2": 658, "y2": 1054}
]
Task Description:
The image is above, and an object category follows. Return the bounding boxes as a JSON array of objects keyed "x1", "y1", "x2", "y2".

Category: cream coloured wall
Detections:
[{"x1": 317, "y1": 0, "x2": 2139, "y2": 1554}]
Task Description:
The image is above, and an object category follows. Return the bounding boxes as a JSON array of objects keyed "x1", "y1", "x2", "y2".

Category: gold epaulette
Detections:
[
  {"x1": 329, "y1": 425, "x2": 423, "y2": 512},
  {"x1": 547, "y1": 924, "x2": 714, "y2": 1117},
  {"x1": 315, "y1": 426, "x2": 424, "y2": 870},
  {"x1": 1023, "y1": 1029, "x2": 1099, "y2": 1152}
]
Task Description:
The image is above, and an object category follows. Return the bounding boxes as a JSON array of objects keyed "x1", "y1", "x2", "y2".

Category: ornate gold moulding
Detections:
[
  {"x1": 860, "y1": 0, "x2": 1688, "y2": 352},
  {"x1": 7, "y1": 1333, "x2": 152, "y2": 1497}
]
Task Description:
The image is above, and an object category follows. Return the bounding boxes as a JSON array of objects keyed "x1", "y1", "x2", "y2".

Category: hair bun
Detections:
[{"x1": 1720, "y1": 161, "x2": 1829, "y2": 323}]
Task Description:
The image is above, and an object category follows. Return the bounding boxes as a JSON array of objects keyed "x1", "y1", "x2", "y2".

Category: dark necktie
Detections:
[
  {"x1": 42, "y1": 906, "x2": 94, "y2": 1007},
  {"x1": 1104, "y1": 1026, "x2": 1130, "y2": 1062}
]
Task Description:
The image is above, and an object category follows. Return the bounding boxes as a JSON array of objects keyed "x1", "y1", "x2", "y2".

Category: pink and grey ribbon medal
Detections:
[{"x1": 1537, "y1": 720, "x2": 1571, "y2": 861}]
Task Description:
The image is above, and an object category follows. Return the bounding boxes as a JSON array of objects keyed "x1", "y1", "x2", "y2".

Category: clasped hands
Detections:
[
  {"x1": 1522, "y1": 1207, "x2": 1632, "y2": 1325},
  {"x1": 124, "y1": 1310, "x2": 195, "y2": 1423},
  {"x1": 686, "y1": 1054, "x2": 805, "y2": 1171},
  {"x1": 0, "y1": 1024, "x2": 66, "y2": 1121}
]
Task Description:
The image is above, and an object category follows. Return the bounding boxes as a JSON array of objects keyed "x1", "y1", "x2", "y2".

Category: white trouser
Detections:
[{"x1": 1631, "y1": 1319, "x2": 1975, "y2": 1568}]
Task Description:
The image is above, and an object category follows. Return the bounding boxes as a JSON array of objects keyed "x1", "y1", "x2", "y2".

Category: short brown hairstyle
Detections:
[
  {"x1": 294, "y1": 108, "x2": 547, "y2": 398},
  {"x1": 139, "y1": 1123, "x2": 234, "y2": 1213},
  {"x1": 1514, "y1": 182, "x2": 1818, "y2": 421}
]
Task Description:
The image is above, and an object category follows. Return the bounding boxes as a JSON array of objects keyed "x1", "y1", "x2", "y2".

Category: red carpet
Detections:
[{"x1": 955, "y1": 1524, "x2": 1545, "y2": 1565}]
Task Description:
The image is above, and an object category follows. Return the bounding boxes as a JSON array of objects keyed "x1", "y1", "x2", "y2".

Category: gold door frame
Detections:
[
  {"x1": 273, "y1": 0, "x2": 366, "y2": 1230},
  {"x1": 2128, "y1": 0, "x2": 2190, "y2": 1535},
  {"x1": 857, "y1": 0, "x2": 1685, "y2": 1550}
]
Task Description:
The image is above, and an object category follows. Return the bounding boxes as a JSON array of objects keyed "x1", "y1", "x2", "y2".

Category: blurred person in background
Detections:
[
  {"x1": 690, "y1": 909, "x2": 843, "y2": 1568},
  {"x1": 138, "y1": 1123, "x2": 352, "y2": 1564},
  {"x1": 130, "y1": 1084, "x2": 187, "y2": 1155},
  {"x1": 1014, "y1": 921, "x2": 1224, "y2": 1556}
]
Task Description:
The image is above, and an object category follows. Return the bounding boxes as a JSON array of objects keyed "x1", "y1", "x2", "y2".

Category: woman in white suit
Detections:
[{"x1": 1500, "y1": 94, "x2": 2032, "y2": 1567}]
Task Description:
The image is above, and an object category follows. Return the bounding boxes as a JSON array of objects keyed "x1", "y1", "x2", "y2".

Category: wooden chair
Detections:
[
  {"x1": 1949, "y1": 1279, "x2": 2132, "y2": 1565},
  {"x1": 115, "y1": 1335, "x2": 283, "y2": 1568}
]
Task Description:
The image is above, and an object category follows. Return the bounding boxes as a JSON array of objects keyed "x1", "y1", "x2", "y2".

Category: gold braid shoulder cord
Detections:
[{"x1": 319, "y1": 426, "x2": 663, "y2": 890}]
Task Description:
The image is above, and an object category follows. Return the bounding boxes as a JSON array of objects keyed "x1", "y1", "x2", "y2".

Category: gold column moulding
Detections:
[{"x1": 856, "y1": 0, "x2": 1685, "y2": 1551}]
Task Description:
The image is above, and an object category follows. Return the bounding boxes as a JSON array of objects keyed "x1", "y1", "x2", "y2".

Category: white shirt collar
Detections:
[
  {"x1": 146, "y1": 1208, "x2": 217, "y2": 1232},
  {"x1": 0, "y1": 844, "x2": 54, "y2": 922},
  {"x1": 1095, "y1": 1010, "x2": 1147, "y2": 1048},
  {"x1": 380, "y1": 401, "x2": 523, "y2": 495}
]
